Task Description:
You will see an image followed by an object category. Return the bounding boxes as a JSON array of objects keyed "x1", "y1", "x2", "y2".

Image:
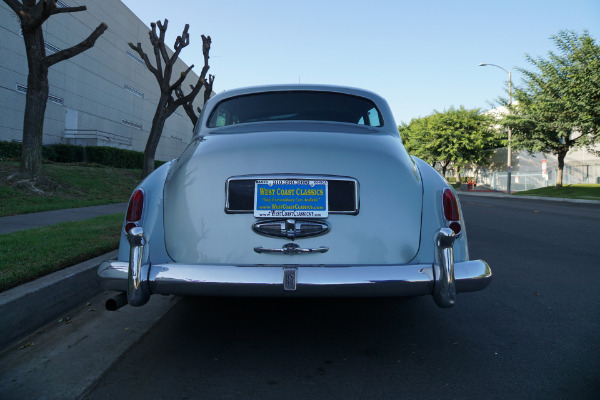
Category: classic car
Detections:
[{"x1": 98, "y1": 84, "x2": 491, "y2": 310}]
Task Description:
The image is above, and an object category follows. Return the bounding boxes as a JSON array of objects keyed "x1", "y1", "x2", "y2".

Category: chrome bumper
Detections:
[
  {"x1": 97, "y1": 260, "x2": 492, "y2": 304},
  {"x1": 98, "y1": 227, "x2": 491, "y2": 308}
]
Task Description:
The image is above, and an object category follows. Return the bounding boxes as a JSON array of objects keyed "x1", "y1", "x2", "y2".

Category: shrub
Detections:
[
  {"x1": 0, "y1": 141, "x2": 22, "y2": 160},
  {"x1": 43, "y1": 144, "x2": 85, "y2": 163},
  {"x1": 0, "y1": 141, "x2": 168, "y2": 169}
]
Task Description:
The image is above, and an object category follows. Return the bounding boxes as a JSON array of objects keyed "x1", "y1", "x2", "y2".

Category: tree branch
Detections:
[
  {"x1": 198, "y1": 34, "x2": 212, "y2": 83},
  {"x1": 170, "y1": 81, "x2": 202, "y2": 112},
  {"x1": 204, "y1": 74, "x2": 215, "y2": 104},
  {"x1": 44, "y1": 22, "x2": 107, "y2": 67},
  {"x1": 168, "y1": 64, "x2": 194, "y2": 93},
  {"x1": 148, "y1": 22, "x2": 164, "y2": 79},
  {"x1": 155, "y1": 20, "x2": 170, "y2": 68},
  {"x1": 170, "y1": 24, "x2": 190, "y2": 65},
  {"x1": 174, "y1": 85, "x2": 198, "y2": 126},
  {"x1": 31, "y1": 0, "x2": 86, "y2": 32},
  {"x1": 2, "y1": 0, "x2": 23, "y2": 15},
  {"x1": 50, "y1": 6, "x2": 87, "y2": 15},
  {"x1": 128, "y1": 42, "x2": 160, "y2": 81}
]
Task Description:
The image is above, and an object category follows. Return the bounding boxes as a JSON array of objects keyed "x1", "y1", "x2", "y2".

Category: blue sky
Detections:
[{"x1": 121, "y1": 0, "x2": 600, "y2": 125}]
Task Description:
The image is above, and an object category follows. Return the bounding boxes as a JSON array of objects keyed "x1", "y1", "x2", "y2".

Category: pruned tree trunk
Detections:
[
  {"x1": 129, "y1": 20, "x2": 213, "y2": 179},
  {"x1": 21, "y1": 29, "x2": 49, "y2": 178},
  {"x1": 3, "y1": 0, "x2": 107, "y2": 180},
  {"x1": 143, "y1": 94, "x2": 169, "y2": 177}
]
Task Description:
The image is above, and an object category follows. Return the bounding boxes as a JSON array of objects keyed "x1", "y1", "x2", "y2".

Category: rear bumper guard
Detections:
[{"x1": 99, "y1": 228, "x2": 491, "y2": 308}]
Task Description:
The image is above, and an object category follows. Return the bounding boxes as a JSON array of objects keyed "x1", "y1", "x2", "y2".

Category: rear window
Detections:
[{"x1": 208, "y1": 91, "x2": 383, "y2": 128}]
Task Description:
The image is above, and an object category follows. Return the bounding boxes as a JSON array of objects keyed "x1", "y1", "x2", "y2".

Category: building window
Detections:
[
  {"x1": 126, "y1": 50, "x2": 145, "y2": 66},
  {"x1": 16, "y1": 84, "x2": 64, "y2": 105},
  {"x1": 48, "y1": 94, "x2": 64, "y2": 105},
  {"x1": 45, "y1": 42, "x2": 61, "y2": 54},
  {"x1": 122, "y1": 120, "x2": 142, "y2": 130},
  {"x1": 124, "y1": 84, "x2": 144, "y2": 98}
]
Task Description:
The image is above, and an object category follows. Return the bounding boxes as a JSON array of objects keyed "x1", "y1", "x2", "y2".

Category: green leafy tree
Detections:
[
  {"x1": 500, "y1": 30, "x2": 600, "y2": 188},
  {"x1": 399, "y1": 107, "x2": 501, "y2": 181}
]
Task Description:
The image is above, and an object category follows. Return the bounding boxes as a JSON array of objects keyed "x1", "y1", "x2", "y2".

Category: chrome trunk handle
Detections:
[{"x1": 254, "y1": 243, "x2": 329, "y2": 255}]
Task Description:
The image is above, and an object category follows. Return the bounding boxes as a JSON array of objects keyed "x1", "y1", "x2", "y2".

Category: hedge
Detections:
[
  {"x1": 0, "y1": 141, "x2": 21, "y2": 160},
  {"x1": 0, "y1": 142, "x2": 165, "y2": 169}
]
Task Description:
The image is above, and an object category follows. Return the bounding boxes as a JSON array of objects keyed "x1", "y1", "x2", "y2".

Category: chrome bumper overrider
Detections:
[{"x1": 97, "y1": 228, "x2": 491, "y2": 308}]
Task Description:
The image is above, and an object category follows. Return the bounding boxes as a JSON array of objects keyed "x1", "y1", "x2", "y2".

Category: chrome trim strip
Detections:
[
  {"x1": 432, "y1": 228, "x2": 456, "y2": 308},
  {"x1": 253, "y1": 219, "x2": 330, "y2": 239},
  {"x1": 225, "y1": 174, "x2": 360, "y2": 215},
  {"x1": 126, "y1": 227, "x2": 150, "y2": 307},
  {"x1": 98, "y1": 259, "x2": 491, "y2": 301},
  {"x1": 254, "y1": 243, "x2": 329, "y2": 254}
]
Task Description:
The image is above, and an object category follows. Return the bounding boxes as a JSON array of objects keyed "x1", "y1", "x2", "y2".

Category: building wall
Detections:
[
  {"x1": 0, "y1": 0, "x2": 206, "y2": 161},
  {"x1": 469, "y1": 146, "x2": 600, "y2": 191},
  {"x1": 457, "y1": 105, "x2": 600, "y2": 190}
]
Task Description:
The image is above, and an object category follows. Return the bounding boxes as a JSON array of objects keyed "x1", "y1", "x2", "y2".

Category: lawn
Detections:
[
  {"x1": 0, "y1": 213, "x2": 123, "y2": 292},
  {"x1": 0, "y1": 162, "x2": 140, "y2": 216},
  {"x1": 514, "y1": 184, "x2": 600, "y2": 200},
  {"x1": 0, "y1": 162, "x2": 138, "y2": 290}
]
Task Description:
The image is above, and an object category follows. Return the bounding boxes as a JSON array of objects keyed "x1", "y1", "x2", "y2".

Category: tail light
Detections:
[
  {"x1": 125, "y1": 189, "x2": 144, "y2": 233},
  {"x1": 442, "y1": 188, "x2": 461, "y2": 235}
]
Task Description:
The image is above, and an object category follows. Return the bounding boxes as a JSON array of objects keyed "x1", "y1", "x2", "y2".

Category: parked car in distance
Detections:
[{"x1": 98, "y1": 84, "x2": 491, "y2": 310}]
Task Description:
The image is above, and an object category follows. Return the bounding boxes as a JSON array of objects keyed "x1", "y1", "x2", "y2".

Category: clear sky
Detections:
[{"x1": 121, "y1": 0, "x2": 600, "y2": 125}]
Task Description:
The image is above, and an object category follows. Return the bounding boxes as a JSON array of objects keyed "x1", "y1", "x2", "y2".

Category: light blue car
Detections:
[{"x1": 98, "y1": 84, "x2": 492, "y2": 310}]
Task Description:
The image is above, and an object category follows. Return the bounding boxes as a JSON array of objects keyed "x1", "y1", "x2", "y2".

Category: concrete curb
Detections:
[{"x1": 0, "y1": 250, "x2": 117, "y2": 350}]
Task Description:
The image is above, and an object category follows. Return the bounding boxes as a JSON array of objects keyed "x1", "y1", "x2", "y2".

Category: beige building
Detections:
[{"x1": 0, "y1": 0, "x2": 207, "y2": 161}]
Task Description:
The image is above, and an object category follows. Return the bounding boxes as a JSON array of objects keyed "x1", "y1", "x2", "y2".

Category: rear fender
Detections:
[
  {"x1": 411, "y1": 157, "x2": 469, "y2": 263},
  {"x1": 117, "y1": 161, "x2": 175, "y2": 264}
]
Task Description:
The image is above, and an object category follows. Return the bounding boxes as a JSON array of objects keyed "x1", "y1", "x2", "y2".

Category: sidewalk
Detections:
[
  {"x1": 457, "y1": 189, "x2": 600, "y2": 204},
  {"x1": 0, "y1": 202, "x2": 128, "y2": 235}
]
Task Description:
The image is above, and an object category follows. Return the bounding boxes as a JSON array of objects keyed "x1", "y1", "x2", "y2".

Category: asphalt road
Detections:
[{"x1": 84, "y1": 195, "x2": 600, "y2": 400}]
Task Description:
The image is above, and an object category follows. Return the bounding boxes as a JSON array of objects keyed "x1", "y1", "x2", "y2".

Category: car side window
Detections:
[{"x1": 358, "y1": 108, "x2": 381, "y2": 126}]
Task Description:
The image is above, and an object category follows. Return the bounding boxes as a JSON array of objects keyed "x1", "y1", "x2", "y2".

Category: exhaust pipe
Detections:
[{"x1": 106, "y1": 292, "x2": 128, "y2": 311}]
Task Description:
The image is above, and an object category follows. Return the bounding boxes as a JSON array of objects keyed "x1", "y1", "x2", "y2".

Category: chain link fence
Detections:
[{"x1": 471, "y1": 164, "x2": 600, "y2": 192}]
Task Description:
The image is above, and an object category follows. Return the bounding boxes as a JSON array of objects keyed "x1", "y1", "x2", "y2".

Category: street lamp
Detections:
[{"x1": 479, "y1": 62, "x2": 512, "y2": 194}]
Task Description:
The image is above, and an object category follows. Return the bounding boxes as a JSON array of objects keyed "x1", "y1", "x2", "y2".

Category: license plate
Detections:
[{"x1": 254, "y1": 179, "x2": 328, "y2": 218}]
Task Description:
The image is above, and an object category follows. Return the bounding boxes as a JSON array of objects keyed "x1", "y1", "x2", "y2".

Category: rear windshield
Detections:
[{"x1": 207, "y1": 91, "x2": 383, "y2": 128}]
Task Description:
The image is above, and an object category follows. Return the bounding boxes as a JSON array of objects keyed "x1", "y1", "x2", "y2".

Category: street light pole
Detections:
[{"x1": 479, "y1": 63, "x2": 512, "y2": 193}]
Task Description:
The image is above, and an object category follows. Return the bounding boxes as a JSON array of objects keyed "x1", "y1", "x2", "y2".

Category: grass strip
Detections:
[
  {"x1": 0, "y1": 162, "x2": 140, "y2": 217},
  {"x1": 0, "y1": 213, "x2": 124, "y2": 292},
  {"x1": 514, "y1": 184, "x2": 600, "y2": 200}
]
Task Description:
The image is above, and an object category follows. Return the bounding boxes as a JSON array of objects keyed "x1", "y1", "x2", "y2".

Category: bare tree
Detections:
[
  {"x1": 128, "y1": 19, "x2": 212, "y2": 178},
  {"x1": 3, "y1": 0, "x2": 107, "y2": 180},
  {"x1": 174, "y1": 71, "x2": 214, "y2": 126}
]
